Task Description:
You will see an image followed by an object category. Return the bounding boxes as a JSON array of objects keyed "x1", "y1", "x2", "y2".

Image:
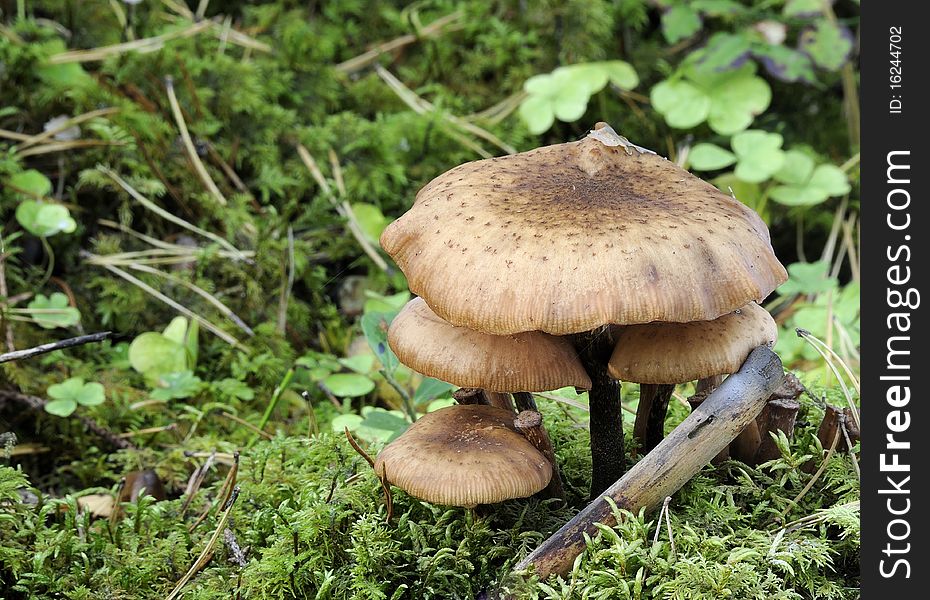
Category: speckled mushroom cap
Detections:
[
  {"x1": 388, "y1": 297, "x2": 591, "y2": 392},
  {"x1": 373, "y1": 404, "x2": 552, "y2": 507},
  {"x1": 380, "y1": 125, "x2": 787, "y2": 335},
  {"x1": 607, "y1": 302, "x2": 778, "y2": 384}
]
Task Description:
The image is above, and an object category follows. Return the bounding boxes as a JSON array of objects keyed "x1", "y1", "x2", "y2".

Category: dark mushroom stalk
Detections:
[
  {"x1": 572, "y1": 327, "x2": 625, "y2": 497},
  {"x1": 513, "y1": 345, "x2": 785, "y2": 581},
  {"x1": 609, "y1": 303, "x2": 778, "y2": 455},
  {"x1": 633, "y1": 383, "x2": 676, "y2": 453}
]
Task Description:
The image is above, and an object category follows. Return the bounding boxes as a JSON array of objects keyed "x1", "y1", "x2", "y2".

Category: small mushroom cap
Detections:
[
  {"x1": 381, "y1": 128, "x2": 786, "y2": 335},
  {"x1": 388, "y1": 297, "x2": 592, "y2": 392},
  {"x1": 607, "y1": 303, "x2": 778, "y2": 384},
  {"x1": 373, "y1": 404, "x2": 552, "y2": 507}
]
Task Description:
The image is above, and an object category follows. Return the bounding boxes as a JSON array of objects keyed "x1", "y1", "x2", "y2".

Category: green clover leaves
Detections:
[
  {"x1": 689, "y1": 130, "x2": 784, "y2": 183},
  {"x1": 45, "y1": 377, "x2": 105, "y2": 417},
  {"x1": 26, "y1": 293, "x2": 81, "y2": 329},
  {"x1": 650, "y1": 63, "x2": 771, "y2": 135},
  {"x1": 519, "y1": 61, "x2": 639, "y2": 134},
  {"x1": 10, "y1": 170, "x2": 77, "y2": 238},
  {"x1": 689, "y1": 133, "x2": 850, "y2": 207},
  {"x1": 769, "y1": 150, "x2": 851, "y2": 206}
]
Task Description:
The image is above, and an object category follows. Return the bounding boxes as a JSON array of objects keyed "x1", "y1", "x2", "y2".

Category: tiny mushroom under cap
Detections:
[
  {"x1": 607, "y1": 302, "x2": 778, "y2": 384},
  {"x1": 373, "y1": 404, "x2": 552, "y2": 507},
  {"x1": 380, "y1": 125, "x2": 787, "y2": 335},
  {"x1": 388, "y1": 297, "x2": 592, "y2": 392}
]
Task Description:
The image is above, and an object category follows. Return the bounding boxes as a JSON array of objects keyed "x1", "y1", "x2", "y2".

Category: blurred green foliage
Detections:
[{"x1": 1, "y1": 0, "x2": 859, "y2": 597}]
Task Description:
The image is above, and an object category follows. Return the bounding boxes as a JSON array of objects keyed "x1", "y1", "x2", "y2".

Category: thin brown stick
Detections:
[
  {"x1": 0, "y1": 331, "x2": 115, "y2": 364},
  {"x1": 14, "y1": 107, "x2": 120, "y2": 151},
  {"x1": 116, "y1": 423, "x2": 178, "y2": 438},
  {"x1": 189, "y1": 452, "x2": 240, "y2": 532},
  {"x1": 16, "y1": 140, "x2": 124, "y2": 157},
  {"x1": 48, "y1": 20, "x2": 213, "y2": 63},
  {"x1": 296, "y1": 144, "x2": 390, "y2": 273},
  {"x1": 379, "y1": 462, "x2": 394, "y2": 522},
  {"x1": 335, "y1": 11, "x2": 463, "y2": 74},
  {"x1": 218, "y1": 411, "x2": 271, "y2": 440},
  {"x1": 344, "y1": 427, "x2": 375, "y2": 468},
  {"x1": 166, "y1": 487, "x2": 240, "y2": 600}
]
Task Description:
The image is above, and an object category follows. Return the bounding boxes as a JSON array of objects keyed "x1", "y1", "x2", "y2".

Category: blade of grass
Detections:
[
  {"x1": 94, "y1": 261, "x2": 243, "y2": 348},
  {"x1": 48, "y1": 20, "x2": 213, "y2": 63},
  {"x1": 100, "y1": 167, "x2": 245, "y2": 259},
  {"x1": 165, "y1": 76, "x2": 228, "y2": 207}
]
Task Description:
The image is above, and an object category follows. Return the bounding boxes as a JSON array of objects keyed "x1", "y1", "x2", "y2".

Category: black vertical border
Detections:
[{"x1": 861, "y1": 3, "x2": 928, "y2": 596}]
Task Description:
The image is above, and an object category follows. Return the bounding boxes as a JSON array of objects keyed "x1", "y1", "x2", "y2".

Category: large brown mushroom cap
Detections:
[
  {"x1": 607, "y1": 302, "x2": 778, "y2": 384},
  {"x1": 373, "y1": 404, "x2": 552, "y2": 507},
  {"x1": 381, "y1": 127, "x2": 787, "y2": 335},
  {"x1": 388, "y1": 297, "x2": 592, "y2": 392}
]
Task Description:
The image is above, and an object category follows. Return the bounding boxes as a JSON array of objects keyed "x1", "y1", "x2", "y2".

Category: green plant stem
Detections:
[
  {"x1": 249, "y1": 368, "x2": 295, "y2": 447},
  {"x1": 39, "y1": 237, "x2": 54, "y2": 287},
  {"x1": 380, "y1": 369, "x2": 417, "y2": 422}
]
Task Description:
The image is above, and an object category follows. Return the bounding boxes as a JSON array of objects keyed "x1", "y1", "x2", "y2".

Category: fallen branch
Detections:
[
  {"x1": 0, "y1": 331, "x2": 115, "y2": 364},
  {"x1": 512, "y1": 346, "x2": 784, "y2": 581}
]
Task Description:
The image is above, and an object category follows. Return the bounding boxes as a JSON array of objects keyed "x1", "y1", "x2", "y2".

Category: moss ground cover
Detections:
[{"x1": 1, "y1": 1, "x2": 859, "y2": 597}]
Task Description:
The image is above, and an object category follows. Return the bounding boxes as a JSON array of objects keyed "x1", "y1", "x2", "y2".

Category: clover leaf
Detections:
[
  {"x1": 697, "y1": 33, "x2": 752, "y2": 72},
  {"x1": 150, "y1": 370, "x2": 205, "y2": 401},
  {"x1": 770, "y1": 150, "x2": 850, "y2": 206},
  {"x1": 754, "y1": 44, "x2": 816, "y2": 84},
  {"x1": 411, "y1": 377, "x2": 456, "y2": 406},
  {"x1": 731, "y1": 130, "x2": 785, "y2": 183},
  {"x1": 650, "y1": 80, "x2": 711, "y2": 129},
  {"x1": 332, "y1": 406, "x2": 409, "y2": 444},
  {"x1": 350, "y1": 203, "x2": 390, "y2": 245},
  {"x1": 128, "y1": 317, "x2": 198, "y2": 386},
  {"x1": 783, "y1": 0, "x2": 822, "y2": 17},
  {"x1": 321, "y1": 373, "x2": 376, "y2": 398},
  {"x1": 713, "y1": 173, "x2": 766, "y2": 218},
  {"x1": 651, "y1": 63, "x2": 770, "y2": 135},
  {"x1": 360, "y1": 310, "x2": 400, "y2": 375},
  {"x1": 704, "y1": 68, "x2": 772, "y2": 134},
  {"x1": 800, "y1": 21, "x2": 854, "y2": 71},
  {"x1": 778, "y1": 261, "x2": 838, "y2": 296},
  {"x1": 36, "y1": 39, "x2": 93, "y2": 89},
  {"x1": 662, "y1": 4, "x2": 702, "y2": 44},
  {"x1": 26, "y1": 293, "x2": 80, "y2": 329},
  {"x1": 519, "y1": 61, "x2": 638, "y2": 134},
  {"x1": 45, "y1": 377, "x2": 105, "y2": 417},
  {"x1": 9, "y1": 170, "x2": 52, "y2": 197},
  {"x1": 688, "y1": 143, "x2": 737, "y2": 171}
]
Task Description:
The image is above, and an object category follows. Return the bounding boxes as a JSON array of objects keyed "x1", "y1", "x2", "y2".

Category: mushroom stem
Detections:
[
  {"x1": 732, "y1": 371, "x2": 805, "y2": 464},
  {"x1": 513, "y1": 392, "x2": 538, "y2": 412},
  {"x1": 730, "y1": 419, "x2": 763, "y2": 463},
  {"x1": 754, "y1": 397, "x2": 801, "y2": 463},
  {"x1": 514, "y1": 410, "x2": 565, "y2": 502},
  {"x1": 453, "y1": 388, "x2": 516, "y2": 412},
  {"x1": 633, "y1": 383, "x2": 675, "y2": 453},
  {"x1": 573, "y1": 329, "x2": 624, "y2": 499},
  {"x1": 512, "y1": 346, "x2": 784, "y2": 581},
  {"x1": 805, "y1": 404, "x2": 860, "y2": 473},
  {"x1": 696, "y1": 375, "x2": 725, "y2": 395}
]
